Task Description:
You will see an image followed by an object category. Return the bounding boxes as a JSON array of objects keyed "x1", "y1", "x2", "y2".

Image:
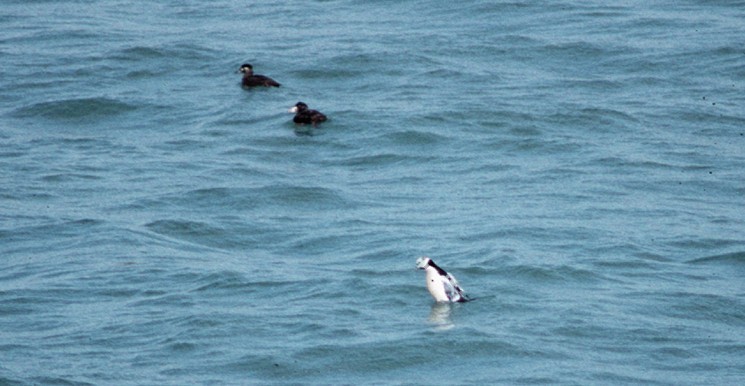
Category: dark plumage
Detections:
[
  {"x1": 289, "y1": 102, "x2": 327, "y2": 125},
  {"x1": 238, "y1": 63, "x2": 280, "y2": 87}
]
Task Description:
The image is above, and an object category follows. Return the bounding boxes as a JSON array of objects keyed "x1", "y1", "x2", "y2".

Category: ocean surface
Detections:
[{"x1": 2, "y1": 0, "x2": 745, "y2": 384}]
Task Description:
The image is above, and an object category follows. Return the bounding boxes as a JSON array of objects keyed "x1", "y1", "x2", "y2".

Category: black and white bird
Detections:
[
  {"x1": 416, "y1": 257, "x2": 469, "y2": 303},
  {"x1": 288, "y1": 102, "x2": 327, "y2": 125},
  {"x1": 237, "y1": 63, "x2": 280, "y2": 87}
]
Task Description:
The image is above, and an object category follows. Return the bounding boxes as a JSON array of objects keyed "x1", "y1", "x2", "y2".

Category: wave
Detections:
[
  {"x1": 383, "y1": 128, "x2": 448, "y2": 143},
  {"x1": 11, "y1": 97, "x2": 137, "y2": 121},
  {"x1": 113, "y1": 43, "x2": 219, "y2": 62},
  {"x1": 145, "y1": 185, "x2": 357, "y2": 212},
  {"x1": 502, "y1": 264, "x2": 607, "y2": 284},
  {"x1": 688, "y1": 251, "x2": 745, "y2": 265}
]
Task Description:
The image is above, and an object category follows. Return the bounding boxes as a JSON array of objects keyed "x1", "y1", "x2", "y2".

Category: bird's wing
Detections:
[{"x1": 445, "y1": 273, "x2": 466, "y2": 301}]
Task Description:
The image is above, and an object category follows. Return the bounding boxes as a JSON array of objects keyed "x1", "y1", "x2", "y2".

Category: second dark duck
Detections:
[
  {"x1": 238, "y1": 63, "x2": 280, "y2": 87},
  {"x1": 289, "y1": 102, "x2": 327, "y2": 125}
]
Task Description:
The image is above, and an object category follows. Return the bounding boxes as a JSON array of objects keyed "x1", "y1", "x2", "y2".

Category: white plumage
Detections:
[{"x1": 416, "y1": 257, "x2": 469, "y2": 303}]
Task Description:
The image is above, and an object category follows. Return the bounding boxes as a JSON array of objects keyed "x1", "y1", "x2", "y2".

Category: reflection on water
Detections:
[{"x1": 428, "y1": 302, "x2": 454, "y2": 331}]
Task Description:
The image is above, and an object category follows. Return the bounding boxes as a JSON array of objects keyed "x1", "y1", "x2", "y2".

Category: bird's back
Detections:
[{"x1": 243, "y1": 75, "x2": 280, "y2": 87}]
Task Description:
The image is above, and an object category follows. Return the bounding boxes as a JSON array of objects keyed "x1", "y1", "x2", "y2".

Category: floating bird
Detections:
[
  {"x1": 416, "y1": 257, "x2": 469, "y2": 303},
  {"x1": 237, "y1": 63, "x2": 280, "y2": 87},
  {"x1": 289, "y1": 102, "x2": 327, "y2": 125}
]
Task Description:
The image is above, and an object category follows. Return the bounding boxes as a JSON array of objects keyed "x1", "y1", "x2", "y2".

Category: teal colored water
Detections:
[{"x1": 2, "y1": 1, "x2": 745, "y2": 384}]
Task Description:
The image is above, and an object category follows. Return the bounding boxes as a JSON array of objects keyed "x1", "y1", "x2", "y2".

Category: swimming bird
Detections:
[
  {"x1": 237, "y1": 63, "x2": 280, "y2": 87},
  {"x1": 289, "y1": 102, "x2": 327, "y2": 125},
  {"x1": 416, "y1": 257, "x2": 469, "y2": 303}
]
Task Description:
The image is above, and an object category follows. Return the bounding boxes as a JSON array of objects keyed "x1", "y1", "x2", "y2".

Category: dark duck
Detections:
[
  {"x1": 289, "y1": 102, "x2": 327, "y2": 125},
  {"x1": 238, "y1": 63, "x2": 280, "y2": 87}
]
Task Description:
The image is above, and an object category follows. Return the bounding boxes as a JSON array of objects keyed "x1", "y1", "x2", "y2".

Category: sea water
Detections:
[{"x1": 1, "y1": 1, "x2": 744, "y2": 384}]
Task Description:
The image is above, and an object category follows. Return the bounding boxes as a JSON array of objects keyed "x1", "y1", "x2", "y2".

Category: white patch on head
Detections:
[
  {"x1": 289, "y1": 106, "x2": 298, "y2": 113},
  {"x1": 416, "y1": 256, "x2": 430, "y2": 269}
]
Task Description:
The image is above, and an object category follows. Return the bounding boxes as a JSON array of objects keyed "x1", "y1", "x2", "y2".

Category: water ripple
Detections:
[{"x1": 11, "y1": 97, "x2": 137, "y2": 121}]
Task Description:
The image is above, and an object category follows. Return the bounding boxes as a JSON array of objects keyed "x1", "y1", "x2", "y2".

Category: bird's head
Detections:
[{"x1": 416, "y1": 256, "x2": 431, "y2": 270}]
